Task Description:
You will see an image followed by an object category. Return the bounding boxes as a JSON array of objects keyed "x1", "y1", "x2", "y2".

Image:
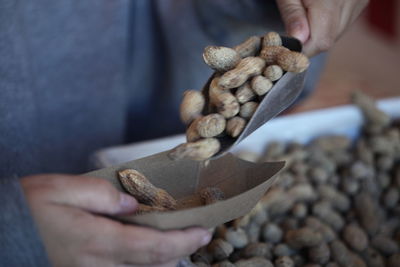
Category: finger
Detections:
[
  {"x1": 338, "y1": 0, "x2": 369, "y2": 37},
  {"x1": 276, "y1": 0, "x2": 310, "y2": 43},
  {"x1": 23, "y1": 174, "x2": 138, "y2": 215},
  {"x1": 301, "y1": 0, "x2": 342, "y2": 57},
  {"x1": 115, "y1": 226, "x2": 211, "y2": 265}
]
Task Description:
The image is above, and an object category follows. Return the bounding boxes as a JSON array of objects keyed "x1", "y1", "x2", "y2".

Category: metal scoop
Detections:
[{"x1": 202, "y1": 36, "x2": 307, "y2": 158}]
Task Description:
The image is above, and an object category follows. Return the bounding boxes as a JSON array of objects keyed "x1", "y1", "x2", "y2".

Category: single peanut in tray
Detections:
[{"x1": 118, "y1": 169, "x2": 177, "y2": 209}]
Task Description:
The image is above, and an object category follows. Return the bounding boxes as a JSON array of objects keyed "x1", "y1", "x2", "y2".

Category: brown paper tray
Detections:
[{"x1": 85, "y1": 151, "x2": 284, "y2": 230}]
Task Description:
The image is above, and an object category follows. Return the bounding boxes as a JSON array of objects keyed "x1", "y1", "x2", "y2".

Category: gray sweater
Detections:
[{"x1": 0, "y1": 1, "x2": 323, "y2": 265}]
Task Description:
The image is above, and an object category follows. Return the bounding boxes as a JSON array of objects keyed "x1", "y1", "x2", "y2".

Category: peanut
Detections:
[
  {"x1": 242, "y1": 242, "x2": 271, "y2": 258},
  {"x1": 262, "y1": 32, "x2": 282, "y2": 47},
  {"x1": 308, "y1": 243, "x2": 330, "y2": 265},
  {"x1": 207, "y1": 239, "x2": 234, "y2": 261},
  {"x1": 259, "y1": 46, "x2": 289, "y2": 65},
  {"x1": 262, "y1": 223, "x2": 283, "y2": 244},
  {"x1": 224, "y1": 227, "x2": 249, "y2": 249},
  {"x1": 199, "y1": 187, "x2": 225, "y2": 205},
  {"x1": 342, "y1": 224, "x2": 368, "y2": 252},
  {"x1": 251, "y1": 75, "x2": 273, "y2": 96},
  {"x1": 273, "y1": 244, "x2": 295, "y2": 257},
  {"x1": 245, "y1": 222, "x2": 261, "y2": 243},
  {"x1": 203, "y1": 46, "x2": 241, "y2": 72},
  {"x1": 169, "y1": 138, "x2": 221, "y2": 161},
  {"x1": 236, "y1": 257, "x2": 273, "y2": 267},
  {"x1": 209, "y1": 76, "x2": 226, "y2": 102},
  {"x1": 330, "y1": 240, "x2": 352, "y2": 267},
  {"x1": 234, "y1": 35, "x2": 261, "y2": 58},
  {"x1": 209, "y1": 77, "x2": 240, "y2": 118},
  {"x1": 212, "y1": 261, "x2": 235, "y2": 267},
  {"x1": 118, "y1": 169, "x2": 177, "y2": 209},
  {"x1": 264, "y1": 65, "x2": 283, "y2": 81},
  {"x1": 388, "y1": 254, "x2": 400, "y2": 267},
  {"x1": 218, "y1": 57, "x2": 266, "y2": 89},
  {"x1": 235, "y1": 82, "x2": 256, "y2": 104},
  {"x1": 240, "y1": 101, "x2": 258, "y2": 119},
  {"x1": 180, "y1": 90, "x2": 205, "y2": 124},
  {"x1": 215, "y1": 93, "x2": 240, "y2": 119},
  {"x1": 196, "y1": 113, "x2": 226, "y2": 138},
  {"x1": 277, "y1": 50, "x2": 310, "y2": 73},
  {"x1": 226, "y1": 116, "x2": 246, "y2": 138},
  {"x1": 371, "y1": 235, "x2": 399, "y2": 256},
  {"x1": 285, "y1": 227, "x2": 323, "y2": 249},
  {"x1": 361, "y1": 247, "x2": 386, "y2": 267},
  {"x1": 275, "y1": 256, "x2": 294, "y2": 267},
  {"x1": 186, "y1": 117, "x2": 202, "y2": 142},
  {"x1": 354, "y1": 192, "x2": 380, "y2": 236}
]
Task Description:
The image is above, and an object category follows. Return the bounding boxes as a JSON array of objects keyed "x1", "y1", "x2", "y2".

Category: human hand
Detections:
[
  {"x1": 21, "y1": 174, "x2": 211, "y2": 267},
  {"x1": 276, "y1": 0, "x2": 369, "y2": 57}
]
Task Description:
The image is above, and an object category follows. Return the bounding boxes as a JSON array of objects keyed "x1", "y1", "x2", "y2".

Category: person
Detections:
[{"x1": 0, "y1": 0, "x2": 368, "y2": 266}]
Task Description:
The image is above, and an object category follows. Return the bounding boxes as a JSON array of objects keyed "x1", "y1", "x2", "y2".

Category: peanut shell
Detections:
[
  {"x1": 234, "y1": 36, "x2": 261, "y2": 58},
  {"x1": 186, "y1": 117, "x2": 202, "y2": 142},
  {"x1": 226, "y1": 116, "x2": 246, "y2": 138},
  {"x1": 218, "y1": 57, "x2": 266, "y2": 89},
  {"x1": 235, "y1": 82, "x2": 256, "y2": 104},
  {"x1": 203, "y1": 46, "x2": 241, "y2": 71},
  {"x1": 251, "y1": 75, "x2": 273, "y2": 96},
  {"x1": 168, "y1": 138, "x2": 221, "y2": 161},
  {"x1": 264, "y1": 65, "x2": 283, "y2": 81},
  {"x1": 259, "y1": 46, "x2": 289, "y2": 65},
  {"x1": 118, "y1": 169, "x2": 177, "y2": 209},
  {"x1": 262, "y1": 32, "x2": 282, "y2": 47},
  {"x1": 180, "y1": 90, "x2": 205, "y2": 124},
  {"x1": 277, "y1": 51, "x2": 309, "y2": 73},
  {"x1": 240, "y1": 101, "x2": 258, "y2": 119},
  {"x1": 196, "y1": 113, "x2": 226, "y2": 138}
]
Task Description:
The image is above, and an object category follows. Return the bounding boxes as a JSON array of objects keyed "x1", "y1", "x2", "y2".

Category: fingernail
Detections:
[
  {"x1": 200, "y1": 232, "x2": 212, "y2": 246},
  {"x1": 119, "y1": 193, "x2": 137, "y2": 213},
  {"x1": 289, "y1": 21, "x2": 307, "y2": 43}
]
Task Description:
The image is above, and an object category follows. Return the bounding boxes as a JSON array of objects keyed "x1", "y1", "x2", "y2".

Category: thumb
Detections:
[
  {"x1": 276, "y1": 0, "x2": 310, "y2": 44},
  {"x1": 23, "y1": 174, "x2": 138, "y2": 215}
]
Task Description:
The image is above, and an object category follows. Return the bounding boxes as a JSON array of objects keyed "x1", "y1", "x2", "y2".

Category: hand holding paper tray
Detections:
[{"x1": 85, "y1": 151, "x2": 284, "y2": 230}]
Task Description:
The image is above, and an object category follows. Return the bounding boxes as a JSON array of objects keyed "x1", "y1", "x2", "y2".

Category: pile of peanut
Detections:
[
  {"x1": 185, "y1": 91, "x2": 400, "y2": 267},
  {"x1": 169, "y1": 32, "x2": 310, "y2": 161}
]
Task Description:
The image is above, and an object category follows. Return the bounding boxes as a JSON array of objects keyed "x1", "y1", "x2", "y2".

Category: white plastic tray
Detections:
[{"x1": 92, "y1": 97, "x2": 400, "y2": 168}]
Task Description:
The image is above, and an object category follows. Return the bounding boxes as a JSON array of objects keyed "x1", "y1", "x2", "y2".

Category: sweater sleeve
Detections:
[{"x1": 0, "y1": 177, "x2": 51, "y2": 267}]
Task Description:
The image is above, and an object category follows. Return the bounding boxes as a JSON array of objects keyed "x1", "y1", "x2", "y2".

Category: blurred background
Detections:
[{"x1": 289, "y1": 0, "x2": 400, "y2": 113}]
